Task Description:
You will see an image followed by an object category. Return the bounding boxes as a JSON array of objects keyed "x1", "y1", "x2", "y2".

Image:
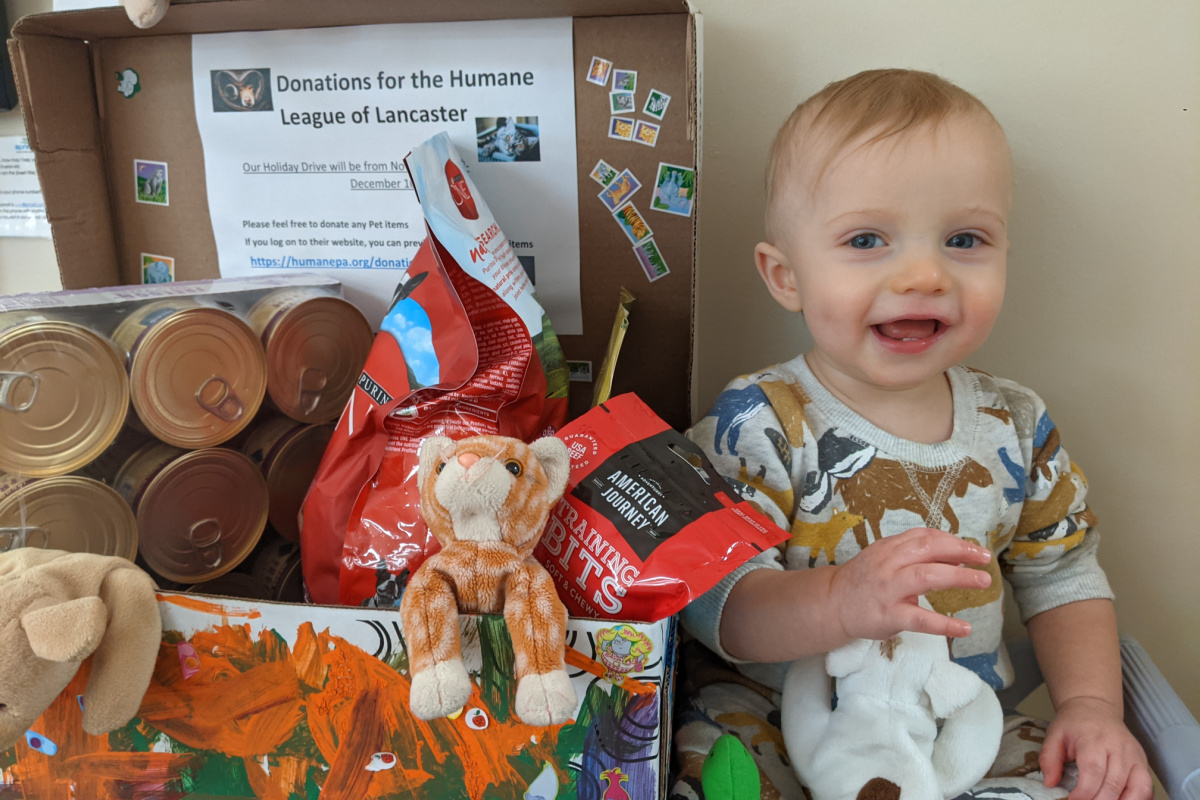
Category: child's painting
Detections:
[{"x1": 0, "y1": 593, "x2": 676, "y2": 800}]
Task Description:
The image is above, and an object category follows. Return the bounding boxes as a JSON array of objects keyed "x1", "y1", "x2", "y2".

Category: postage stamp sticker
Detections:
[
  {"x1": 567, "y1": 360, "x2": 593, "y2": 382},
  {"x1": 598, "y1": 169, "x2": 642, "y2": 211},
  {"x1": 634, "y1": 239, "x2": 670, "y2": 283},
  {"x1": 590, "y1": 159, "x2": 619, "y2": 186},
  {"x1": 587, "y1": 56, "x2": 613, "y2": 86},
  {"x1": 609, "y1": 91, "x2": 636, "y2": 115},
  {"x1": 613, "y1": 202, "x2": 654, "y2": 246},
  {"x1": 633, "y1": 120, "x2": 661, "y2": 147},
  {"x1": 134, "y1": 159, "x2": 168, "y2": 205},
  {"x1": 612, "y1": 69, "x2": 637, "y2": 92},
  {"x1": 650, "y1": 162, "x2": 696, "y2": 217},
  {"x1": 643, "y1": 89, "x2": 672, "y2": 120},
  {"x1": 141, "y1": 252, "x2": 175, "y2": 284},
  {"x1": 608, "y1": 117, "x2": 635, "y2": 142}
]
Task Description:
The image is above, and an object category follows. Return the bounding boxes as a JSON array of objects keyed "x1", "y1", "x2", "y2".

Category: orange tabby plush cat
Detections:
[{"x1": 400, "y1": 434, "x2": 577, "y2": 726}]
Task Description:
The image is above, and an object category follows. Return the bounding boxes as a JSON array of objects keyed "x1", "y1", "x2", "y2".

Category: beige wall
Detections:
[
  {"x1": 0, "y1": 0, "x2": 1195, "y2": 765},
  {"x1": 692, "y1": 0, "x2": 1200, "y2": 734}
]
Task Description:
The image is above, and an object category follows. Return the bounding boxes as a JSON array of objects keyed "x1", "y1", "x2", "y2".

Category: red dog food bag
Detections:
[
  {"x1": 301, "y1": 132, "x2": 568, "y2": 606},
  {"x1": 535, "y1": 393, "x2": 789, "y2": 622}
]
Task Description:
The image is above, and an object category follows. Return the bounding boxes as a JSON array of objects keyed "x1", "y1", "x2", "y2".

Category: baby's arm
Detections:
[
  {"x1": 1028, "y1": 599, "x2": 1151, "y2": 800},
  {"x1": 685, "y1": 377, "x2": 991, "y2": 662},
  {"x1": 997, "y1": 383, "x2": 1148, "y2": 799},
  {"x1": 719, "y1": 527, "x2": 991, "y2": 662}
]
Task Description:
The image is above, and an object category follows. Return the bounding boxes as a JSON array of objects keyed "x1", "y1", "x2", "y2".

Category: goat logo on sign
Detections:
[{"x1": 210, "y1": 69, "x2": 273, "y2": 112}]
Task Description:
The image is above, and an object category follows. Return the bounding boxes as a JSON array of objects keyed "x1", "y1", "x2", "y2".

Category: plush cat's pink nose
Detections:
[{"x1": 457, "y1": 453, "x2": 481, "y2": 469}]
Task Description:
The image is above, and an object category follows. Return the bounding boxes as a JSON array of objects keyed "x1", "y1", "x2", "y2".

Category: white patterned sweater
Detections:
[{"x1": 682, "y1": 355, "x2": 1113, "y2": 693}]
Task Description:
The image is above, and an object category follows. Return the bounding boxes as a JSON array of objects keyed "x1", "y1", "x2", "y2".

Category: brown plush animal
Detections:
[
  {"x1": 0, "y1": 549, "x2": 161, "y2": 750},
  {"x1": 400, "y1": 434, "x2": 577, "y2": 726},
  {"x1": 119, "y1": 0, "x2": 169, "y2": 28}
]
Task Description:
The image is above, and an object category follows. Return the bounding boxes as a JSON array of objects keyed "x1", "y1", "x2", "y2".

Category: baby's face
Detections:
[{"x1": 759, "y1": 114, "x2": 1011, "y2": 397}]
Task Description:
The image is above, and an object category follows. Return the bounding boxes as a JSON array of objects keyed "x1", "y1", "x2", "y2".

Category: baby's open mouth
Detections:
[{"x1": 874, "y1": 319, "x2": 944, "y2": 341}]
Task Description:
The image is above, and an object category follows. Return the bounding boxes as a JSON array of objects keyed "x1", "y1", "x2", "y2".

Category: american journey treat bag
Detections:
[
  {"x1": 536, "y1": 393, "x2": 788, "y2": 622},
  {"x1": 301, "y1": 133, "x2": 568, "y2": 606}
]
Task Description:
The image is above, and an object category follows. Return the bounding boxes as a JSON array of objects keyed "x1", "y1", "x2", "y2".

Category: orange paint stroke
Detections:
[
  {"x1": 565, "y1": 646, "x2": 656, "y2": 695},
  {"x1": 9, "y1": 618, "x2": 611, "y2": 800},
  {"x1": 158, "y1": 591, "x2": 263, "y2": 619},
  {"x1": 62, "y1": 751, "x2": 196, "y2": 779}
]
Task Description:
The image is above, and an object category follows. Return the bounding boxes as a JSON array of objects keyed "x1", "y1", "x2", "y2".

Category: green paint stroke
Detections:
[{"x1": 478, "y1": 615, "x2": 516, "y2": 720}]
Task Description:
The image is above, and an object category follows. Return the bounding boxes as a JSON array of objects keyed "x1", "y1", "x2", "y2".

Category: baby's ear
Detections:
[
  {"x1": 754, "y1": 242, "x2": 803, "y2": 313},
  {"x1": 530, "y1": 437, "x2": 570, "y2": 499}
]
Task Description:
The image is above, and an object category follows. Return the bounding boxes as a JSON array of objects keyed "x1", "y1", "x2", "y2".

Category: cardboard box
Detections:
[
  {"x1": 4, "y1": 5, "x2": 701, "y2": 797},
  {"x1": 8, "y1": 0, "x2": 703, "y2": 430},
  {"x1": 0, "y1": 593, "x2": 678, "y2": 800}
]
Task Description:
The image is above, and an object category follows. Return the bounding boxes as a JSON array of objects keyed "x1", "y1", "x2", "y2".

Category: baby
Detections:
[{"x1": 672, "y1": 70, "x2": 1150, "y2": 800}]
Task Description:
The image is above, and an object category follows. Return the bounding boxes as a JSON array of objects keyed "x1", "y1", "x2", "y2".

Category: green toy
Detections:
[{"x1": 701, "y1": 734, "x2": 761, "y2": 800}]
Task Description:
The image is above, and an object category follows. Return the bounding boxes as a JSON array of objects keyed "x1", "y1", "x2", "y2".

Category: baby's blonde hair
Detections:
[{"x1": 765, "y1": 69, "x2": 1003, "y2": 241}]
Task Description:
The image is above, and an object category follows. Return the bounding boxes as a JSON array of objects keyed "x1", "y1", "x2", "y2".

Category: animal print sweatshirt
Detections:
[{"x1": 682, "y1": 355, "x2": 1113, "y2": 693}]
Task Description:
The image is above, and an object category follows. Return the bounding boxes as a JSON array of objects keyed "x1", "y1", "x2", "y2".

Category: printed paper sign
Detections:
[
  {"x1": 191, "y1": 19, "x2": 581, "y2": 332},
  {"x1": 0, "y1": 137, "x2": 50, "y2": 238}
]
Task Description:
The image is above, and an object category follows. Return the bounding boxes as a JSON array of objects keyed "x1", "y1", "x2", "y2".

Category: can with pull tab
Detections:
[
  {"x1": 0, "y1": 473, "x2": 138, "y2": 559},
  {"x1": 240, "y1": 414, "x2": 334, "y2": 542},
  {"x1": 246, "y1": 287, "x2": 373, "y2": 424},
  {"x1": 112, "y1": 440, "x2": 267, "y2": 583},
  {"x1": 110, "y1": 299, "x2": 267, "y2": 448},
  {"x1": 0, "y1": 313, "x2": 129, "y2": 477}
]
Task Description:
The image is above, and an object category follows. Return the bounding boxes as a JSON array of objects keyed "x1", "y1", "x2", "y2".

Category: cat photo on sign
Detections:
[{"x1": 476, "y1": 117, "x2": 541, "y2": 162}]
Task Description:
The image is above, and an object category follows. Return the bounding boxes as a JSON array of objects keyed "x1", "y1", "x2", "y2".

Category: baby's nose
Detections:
[{"x1": 457, "y1": 452, "x2": 481, "y2": 469}]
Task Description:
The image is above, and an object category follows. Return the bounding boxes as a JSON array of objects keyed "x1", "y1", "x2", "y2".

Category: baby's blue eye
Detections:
[
  {"x1": 848, "y1": 233, "x2": 885, "y2": 249},
  {"x1": 947, "y1": 233, "x2": 980, "y2": 249}
]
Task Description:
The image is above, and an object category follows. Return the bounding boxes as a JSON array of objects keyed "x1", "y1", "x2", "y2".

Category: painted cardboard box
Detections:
[{"x1": 0, "y1": 592, "x2": 677, "y2": 800}]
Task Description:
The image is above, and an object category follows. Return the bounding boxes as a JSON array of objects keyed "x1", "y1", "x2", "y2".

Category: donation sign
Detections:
[
  {"x1": 191, "y1": 18, "x2": 581, "y2": 331},
  {"x1": 0, "y1": 137, "x2": 50, "y2": 238}
]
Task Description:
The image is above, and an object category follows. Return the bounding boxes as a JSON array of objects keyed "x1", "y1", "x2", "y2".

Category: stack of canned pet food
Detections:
[{"x1": 0, "y1": 277, "x2": 372, "y2": 601}]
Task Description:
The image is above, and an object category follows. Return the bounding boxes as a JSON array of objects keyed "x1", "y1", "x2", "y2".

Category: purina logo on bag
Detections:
[
  {"x1": 444, "y1": 159, "x2": 479, "y2": 220},
  {"x1": 211, "y1": 69, "x2": 273, "y2": 112}
]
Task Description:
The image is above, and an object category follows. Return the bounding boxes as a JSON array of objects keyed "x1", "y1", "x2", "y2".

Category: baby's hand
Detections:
[
  {"x1": 1041, "y1": 697, "x2": 1152, "y2": 800},
  {"x1": 828, "y1": 527, "x2": 992, "y2": 641}
]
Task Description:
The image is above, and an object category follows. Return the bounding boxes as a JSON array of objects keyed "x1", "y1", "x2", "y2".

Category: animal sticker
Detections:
[
  {"x1": 642, "y1": 89, "x2": 671, "y2": 120},
  {"x1": 115, "y1": 68, "x2": 140, "y2": 99},
  {"x1": 209, "y1": 68, "x2": 273, "y2": 112},
  {"x1": 134, "y1": 160, "x2": 168, "y2": 206},
  {"x1": 612, "y1": 203, "x2": 653, "y2": 245},
  {"x1": 598, "y1": 169, "x2": 641, "y2": 211},
  {"x1": 141, "y1": 253, "x2": 174, "y2": 284},
  {"x1": 633, "y1": 239, "x2": 670, "y2": 283},
  {"x1": 650, "y1": 162, "x2": 695, "y2": 217},
  {"x1": 633, "y1": 120, "x2": 661, "y2": 147},
  {"x1": 587, "y1": 56, "x2": 614, "y2": 87}
]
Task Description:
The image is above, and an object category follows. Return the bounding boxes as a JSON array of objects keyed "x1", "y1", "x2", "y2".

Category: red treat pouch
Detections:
[
  {"x1": 301, "y1": 132, "x2": 568, "y2": 606},
  {"x1": 535, "y1": 393, "x2": 789, "y2": 622}
]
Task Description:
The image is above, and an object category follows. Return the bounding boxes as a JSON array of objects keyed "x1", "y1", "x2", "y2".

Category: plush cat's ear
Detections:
[
  {"x1": 418, "y1": 436, "x2": 455, "y2": 488},
  {"x1": 530, "y1": 437, "x2": 570, "y2": 499}
]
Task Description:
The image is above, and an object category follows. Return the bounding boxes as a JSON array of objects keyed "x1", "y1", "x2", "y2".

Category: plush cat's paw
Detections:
[
  {"x1": 409, "y1": 659, "x2": 472, "y2": 720},
  {"x1": 514, "y1": 669, "x2": 577, "y2": 726}
]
